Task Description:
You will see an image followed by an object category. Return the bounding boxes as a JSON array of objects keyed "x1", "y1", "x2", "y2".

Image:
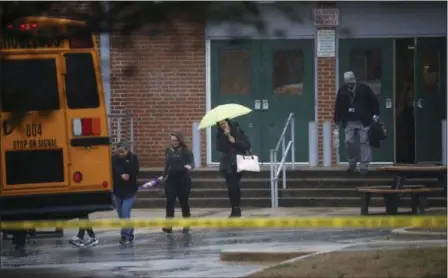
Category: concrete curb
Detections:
[{"x1": 391, "y1": 226, "x2": 447, "y2": 237}]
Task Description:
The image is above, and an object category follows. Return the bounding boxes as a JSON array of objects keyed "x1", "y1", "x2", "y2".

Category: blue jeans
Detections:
[{"x1": 114, "y1": 194, "x2": 137, "y2": 239}]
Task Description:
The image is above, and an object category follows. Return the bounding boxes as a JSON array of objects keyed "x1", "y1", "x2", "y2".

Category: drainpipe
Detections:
[{"x1": 100, "y1": 1, "x2": 111, "y2": 116}]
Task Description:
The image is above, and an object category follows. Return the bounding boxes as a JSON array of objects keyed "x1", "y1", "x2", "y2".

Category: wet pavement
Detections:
[
  {"x1": 1, "y1": 228, "x2": 391, "y2": 277},
  {"x1": 1, "y1": 208, "x2": 445, "y2": 278}
]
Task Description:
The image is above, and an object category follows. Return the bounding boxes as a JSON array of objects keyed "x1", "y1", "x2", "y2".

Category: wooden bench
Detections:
[
  {"x1": 378, "y1": 164, "x2": 447, "y2": 190},
  {"x1": 356, "y1": 185, "x2": 444, "y2": 215}
]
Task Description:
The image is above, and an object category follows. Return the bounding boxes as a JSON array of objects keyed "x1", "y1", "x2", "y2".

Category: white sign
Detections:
[
  {"x1": 313, "y1": 8, "x2": 339, "y2": 27},
  {"x1": 317, "y1": 29, "x2": 335, "y2": 58}
]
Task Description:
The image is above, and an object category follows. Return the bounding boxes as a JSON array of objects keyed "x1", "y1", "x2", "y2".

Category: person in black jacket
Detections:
[
  {"x1": 333, "y1": 71, "x2": 380, "y2": 175},
  {"x1": 216, "y1": 119, "x2": 251, "y2": 217},
  {"x1": 161, "y1": 130, "x2": 195, "y2": 234},
  {"x1": 112, "y1": 141, "x2": 140, "y2": 245}
]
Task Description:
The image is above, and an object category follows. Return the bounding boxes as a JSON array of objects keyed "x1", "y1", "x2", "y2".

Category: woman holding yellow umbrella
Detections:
[{"x1": 198, "y1": 104, "x2": 252, "y2": 217}]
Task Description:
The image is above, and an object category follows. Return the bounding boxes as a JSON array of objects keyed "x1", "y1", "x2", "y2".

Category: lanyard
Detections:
[{"x1": 349, "y1": 87, "x2": 356, "y2": 106}]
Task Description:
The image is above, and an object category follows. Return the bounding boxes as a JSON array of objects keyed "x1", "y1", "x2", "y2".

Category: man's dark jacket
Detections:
[
  {"x1": 215, "y1": 120, "x2": 251, "y2": 173},
  {"x1": 112, "y1": 152, "x2": 140, "y2": 198},
  {"x1": 333, "y1": 82, "x2": 380, "y2": 128}
]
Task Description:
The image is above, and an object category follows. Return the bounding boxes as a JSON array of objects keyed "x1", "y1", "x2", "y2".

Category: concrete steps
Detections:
[
  {"x1": 138, "y1": 188, "x2": 445, "y2": 199},
  {"x1": 137, "y1": 177, "x2": 442, "y2": 189},
  {"x1": 134, "y1": 197, "x2": 446, "y2": 209},
  {"x1": 136, "y1": 168, "x2": 447, "y2": 209}
]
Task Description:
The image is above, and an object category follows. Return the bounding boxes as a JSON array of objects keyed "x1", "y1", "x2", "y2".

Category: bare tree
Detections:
[{"x1": 0, "y1": 1, "x2": 305, "y2": 125}]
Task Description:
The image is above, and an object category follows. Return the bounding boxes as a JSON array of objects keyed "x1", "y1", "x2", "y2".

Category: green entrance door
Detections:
[
  {"x1": 210, "y1": 39, "x2": 315, "y2": 164},
  {"x1": 414, "y1": 37, "x2": 447, "y2": 163},
  {"x1": 261, "y1": 39, "x2": 315, "y2": 163},
  {"x1": 210, "y1": 40, "x2": 263, "y2": 163},
  {"x1": 338, "y1": 39, "x2": 394, "y2": 163}
]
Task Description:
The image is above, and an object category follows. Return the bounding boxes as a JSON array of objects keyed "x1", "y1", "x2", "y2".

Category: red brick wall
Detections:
[
  {"x1": 316, "y1": 2, "x2": 338, "y2": 165},
  {"x1": 109, "y1": 21, "x2": 207, "y2": 167},
  {"x1": 317, "y1": 57, "x2": 337, "y2": 165}
]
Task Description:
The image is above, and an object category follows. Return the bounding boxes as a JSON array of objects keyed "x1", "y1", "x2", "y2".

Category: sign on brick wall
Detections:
[
  {"x1": 313, "y1": 8, "x2": 339, "y2": 27},
  {"x1": 317, "y1": 29, "x2": 336, "y2": 58}
]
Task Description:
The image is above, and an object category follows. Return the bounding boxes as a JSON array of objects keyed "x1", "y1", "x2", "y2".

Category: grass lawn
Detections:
[{"x1": 246, "y1": 247, "x2": 447, "y2": 278}]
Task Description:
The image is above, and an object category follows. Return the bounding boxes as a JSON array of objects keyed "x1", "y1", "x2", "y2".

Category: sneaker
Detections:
[
  {"x1": 119, "y1": 237, "x2": 131, "y2": 245},
  {"x1": 162, "y1": 227, "x2": 173, "y2": 234},
  {"x1": 69, "y1": 236, "x2": 84, "y2": 248},
  {"x1": 119, "y1": 235, "x2": 134, "y2": 245},
  {"x1": 85, "y1": 237, "x2": 99, "y2": 248}
]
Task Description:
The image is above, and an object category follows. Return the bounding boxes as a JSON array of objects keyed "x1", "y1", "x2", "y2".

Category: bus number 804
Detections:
[{"x1": 26, "y1": 124, "x2": 42, "y2": 137}]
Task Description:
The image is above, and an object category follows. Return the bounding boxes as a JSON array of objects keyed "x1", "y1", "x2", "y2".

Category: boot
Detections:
[{"x1": 229, "y1": 207, "x2": 242, "y2": 218}]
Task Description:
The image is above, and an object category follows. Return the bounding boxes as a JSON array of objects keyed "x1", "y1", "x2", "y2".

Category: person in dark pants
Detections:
[
  {"x1": 69, "y1": 214, "x2": 99, "y2": 248},
  {"x1": 216, "y1": 119, "x2": 251, "y2": 217},
  {"x1": 333, "y1": 71, "x2": 380, "y2": 175},
  {"x1": 112, "y1": 141, "x2": 140, "y2": 245},
  {"x1": 161, "y1": 130, "x2": 195, "y2": 234}
]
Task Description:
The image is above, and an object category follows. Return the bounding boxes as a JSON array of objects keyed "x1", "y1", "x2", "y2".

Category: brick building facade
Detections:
[
  {"x1": 54, "y1": 1, "x2": 447, "y2": 168},
  {"x1": 105, "y1": 1, "x2": 446, "y2": 168},
  {"x1": 109, "y1": 22, "x2": 207, "y2": 167}
]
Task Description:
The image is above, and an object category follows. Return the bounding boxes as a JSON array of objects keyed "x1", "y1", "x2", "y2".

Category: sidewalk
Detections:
[{"x1": 89, "y1": 207, "x2": 447, "y2": 219}]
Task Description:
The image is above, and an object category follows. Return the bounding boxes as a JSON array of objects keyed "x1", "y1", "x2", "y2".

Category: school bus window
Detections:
[
  {"x1": 0, "y1": 59, "x2": 60, "y2": 112},
  {"x1": 65, "y1": 53, "x2": 100, "y2": 109},
  {"x1": 6, "y1": 149, "x2": 64, "y2": 185}
]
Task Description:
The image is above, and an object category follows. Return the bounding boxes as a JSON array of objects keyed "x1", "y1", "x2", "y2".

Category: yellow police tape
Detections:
[{"x1": 0, "y1": 216, "x2": 446, "y2": 230}]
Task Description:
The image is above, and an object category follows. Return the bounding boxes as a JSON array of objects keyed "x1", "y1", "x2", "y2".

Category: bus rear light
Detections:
[
  {"x1": 72, "y1": 118, "x2": 101, "y2": 136},
  {"x1": 102, "y1": 181, "x2": 108, "y2": 188},
  {"x1": 7, "y1": 23, "x2": 37, "y2": 30},
  {"x1": 73, "y1": 171, "x2": 83, "y2": 183}
]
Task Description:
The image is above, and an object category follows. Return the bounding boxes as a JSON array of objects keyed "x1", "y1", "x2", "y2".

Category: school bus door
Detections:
[
  {"x1": 63, "y1": 52, "x2": 112, "y2": 192},
  {"x1": 0, "y1": 54, "x2": 70, "y2": 194}
]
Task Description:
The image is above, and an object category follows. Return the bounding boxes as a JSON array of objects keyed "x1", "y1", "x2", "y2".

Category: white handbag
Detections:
[{"x1": 236, "y1": 154, "x2": 260, "y2": 173}]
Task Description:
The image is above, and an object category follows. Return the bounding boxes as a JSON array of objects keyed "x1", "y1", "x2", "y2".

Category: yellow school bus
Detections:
[{"x1": 0, "y1": 17, "x2": 114, "y2": 222}]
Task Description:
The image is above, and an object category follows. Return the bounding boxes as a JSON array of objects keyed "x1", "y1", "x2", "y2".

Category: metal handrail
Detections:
[
  {"x1": 108, "y1": 113, "x2": 135, "y2": 152},
  {"x1": 270, "y1": 113, "x2": 295, "y2": 209}
]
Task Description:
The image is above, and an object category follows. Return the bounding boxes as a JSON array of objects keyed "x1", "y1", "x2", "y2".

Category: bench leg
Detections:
[
  {"x1": 361, "y1": 193, "x2": 371, "y2": 215},
  {"x1": 418, "y1": 194, "x2": 426, "y2": 214},
  {"x1": 384, "y1": 193, "x2": 399, "y2": 214},
  {"x1": 411, "y1": 193, "x2": 419, "y2": 214}
]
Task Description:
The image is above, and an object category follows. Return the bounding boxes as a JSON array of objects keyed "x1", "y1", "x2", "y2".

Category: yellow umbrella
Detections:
[{"x1": 198, "y1": 103, "x2": 252, "y2": 130}]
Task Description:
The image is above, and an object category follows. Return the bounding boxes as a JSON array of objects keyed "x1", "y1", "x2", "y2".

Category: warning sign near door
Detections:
[{"x1": 317, "y1": 29, "x2": 336, "y2": 58}]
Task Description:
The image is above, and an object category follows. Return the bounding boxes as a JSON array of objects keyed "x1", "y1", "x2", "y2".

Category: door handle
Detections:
[
  {"x1": 254, "y1": 100, "x2": 261, "y2": 110},
  {"x1": 416, "y1": 98, "x2": 424, "y2": 109},
  {"x1": 248, "y1": 122, "x2": 253, "y2": 128},
  {"x1": 262, "y1": 99, "x2": 269, "y2": 110},
  {"x1": 2, "y1": 120, "x2": 13, "y2": 136}
]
